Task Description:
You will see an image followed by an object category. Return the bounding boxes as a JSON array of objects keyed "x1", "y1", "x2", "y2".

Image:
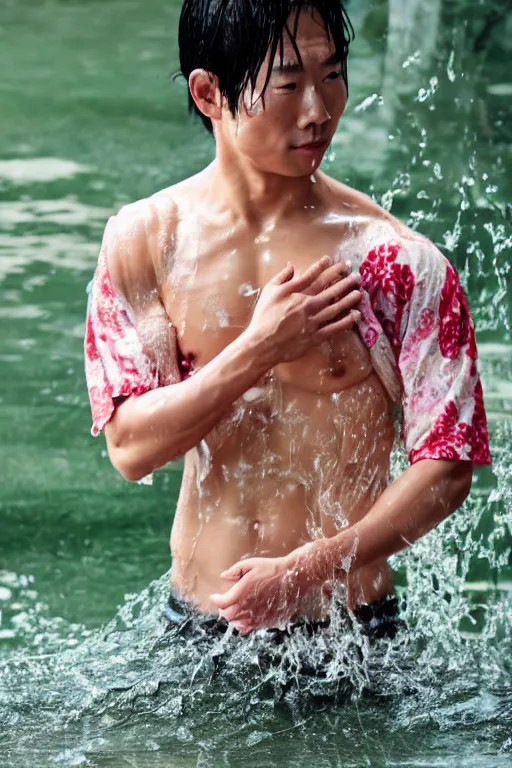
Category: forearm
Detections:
[
  {"x1": 291, "y1": 459, "x2": 473, "y2": 584},
  {"x1": 106, "y1": 329, "x2": 272, "y2": 480}
]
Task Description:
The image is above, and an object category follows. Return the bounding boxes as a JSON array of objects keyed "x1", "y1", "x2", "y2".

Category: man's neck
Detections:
[{"x1": 209, "y1": 148, "x2": 321, "y2": 227}]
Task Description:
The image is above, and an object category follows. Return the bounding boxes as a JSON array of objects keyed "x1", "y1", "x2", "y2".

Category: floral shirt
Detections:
[
  {"x1": 85, "y1": 220, "x2": 163, "y2": 437},
  {"x1": 85, "y1": 218, "x2": 491, "y2": 466}
]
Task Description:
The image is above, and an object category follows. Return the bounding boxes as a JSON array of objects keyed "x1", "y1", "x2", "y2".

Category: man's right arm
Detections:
[
  {"x1": 102, "y1": 211, "x2": 363, "y2": 481},
  {"x1": 106, "y1": 327, "x2": 274, "y2": 481}
]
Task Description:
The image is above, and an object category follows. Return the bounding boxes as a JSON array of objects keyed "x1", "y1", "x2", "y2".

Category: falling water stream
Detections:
[{"x1": 0, "y1": 0, "x2": 511, "y2": 765}]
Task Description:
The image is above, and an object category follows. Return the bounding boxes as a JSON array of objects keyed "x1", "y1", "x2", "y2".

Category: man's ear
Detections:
[{"x1": 189, "y1": 69, "x2": 222, "y2": 124}]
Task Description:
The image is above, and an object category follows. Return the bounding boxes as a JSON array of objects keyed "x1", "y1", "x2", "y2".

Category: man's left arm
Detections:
[{"x1": 292, "y1": 457, "x2": 474, "y2": 588}]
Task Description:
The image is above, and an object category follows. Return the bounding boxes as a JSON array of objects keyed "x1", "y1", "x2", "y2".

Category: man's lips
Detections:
[{"x1": 292, "y1": 140, "x2": 329, "y2": 151}]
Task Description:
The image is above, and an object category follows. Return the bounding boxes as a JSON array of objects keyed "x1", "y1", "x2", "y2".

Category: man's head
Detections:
[{"x1": 179, "y1": 0, "x2": 353, "y2": 177}]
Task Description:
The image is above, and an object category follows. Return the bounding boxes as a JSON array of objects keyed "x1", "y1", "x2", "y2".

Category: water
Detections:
[{"x1": 0, "y1": 0, "x2": 511, "y2": 765}]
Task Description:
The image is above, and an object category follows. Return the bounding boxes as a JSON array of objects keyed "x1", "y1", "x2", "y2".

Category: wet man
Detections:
[{"x1": 85, "y1": 0, "x2": 491, "y2": 638}]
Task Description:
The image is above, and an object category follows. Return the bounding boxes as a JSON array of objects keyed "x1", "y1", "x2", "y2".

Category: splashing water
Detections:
[{"x1": 1, "y1": 428, "x2": 510, "y2": 766}]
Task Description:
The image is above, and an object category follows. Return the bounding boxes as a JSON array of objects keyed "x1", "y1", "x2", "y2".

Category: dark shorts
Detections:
[
  {"x1": 159, "y1": 592, "x2": 406, "y2": 699},
  {"x1": 162, "y1": 591, "x2": 404, "y2": 644}
]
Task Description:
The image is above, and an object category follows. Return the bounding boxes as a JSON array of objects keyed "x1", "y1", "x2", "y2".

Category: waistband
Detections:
[{"x1": 162, "y1": 591, "x2": 404, "y2": 642}]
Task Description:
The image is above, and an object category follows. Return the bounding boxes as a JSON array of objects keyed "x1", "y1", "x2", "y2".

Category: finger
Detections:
[
  {"x1": 219, "y1": 604, "x2": 251, "y2": 623},
  {"x1": 271, "y1": 262, "x2": 295, "y2": 286},
  {"x1": 303, "y1": 259, "x2": 352, "y2": 297},
  {"x1": 313, "y1": 290, "x2": 362, "y2": 327},
  {"x1": 283, "y1": 256, "x2": 331, "y2": 294},
  {"x1": 220, "y1": 560, "x2": 255, "y2": 581},
  {"x1": 308, "y1": 272, "x2": 361, "y2": 312},
  {"x1": 220, "y1": 568, "x2": 243, "y2": 582},
  {"x1": 220, "y1": 563, "x2": 245, "y2": 581},
  {"x1": 210, "y1": 585, "x2": 243, "y2": 610},
  {"x1": 232, "y1": 621, "x2": 253, "y2": 635},
  {"x1": 314, "y1": 309, "x2": 361, "y2": 341}
]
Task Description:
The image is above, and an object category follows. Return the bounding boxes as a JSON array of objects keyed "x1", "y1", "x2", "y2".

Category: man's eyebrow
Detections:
[
  {"x1": 271, "y1": 52, "x2": 342, "y2": 74},
  {"x1": 321, "y1": 52, "x2": 342, "y2": 67},
  {"x1": 271, "y1": 61, "x2": 303, "y2": 74}
]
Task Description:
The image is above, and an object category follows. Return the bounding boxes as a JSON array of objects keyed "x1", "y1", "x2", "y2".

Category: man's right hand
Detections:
[{"x1": 247, "y1": 256, "x2": 362, "y2": 365}]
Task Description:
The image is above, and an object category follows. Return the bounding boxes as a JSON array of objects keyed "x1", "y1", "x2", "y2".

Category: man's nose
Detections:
[{"x1": 298, "y1": 85, "x2": 331, "y2": 129}]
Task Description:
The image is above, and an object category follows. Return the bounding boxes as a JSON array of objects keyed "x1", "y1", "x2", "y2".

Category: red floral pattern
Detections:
[
  {"x1": 439, "y1": 263, "x2": 477, "y2": 361},
  {"x1": 409, "y1": 400, "x2": 472, "y2": 463},
  {"x1": 84, "y1": 226, "x2": 159, "y2": 436},
  {"x1": 417, "y1": 308, "x2": 435, "y2": 340},
  {"x1": 360, "y1": 243, "x2": 415, "y2": 361},
  {"x1": 359, "y1": 236, "x2": 491, "y2": 466},
  {"x1": 364, "y1": 327, "x2": 379, "y2": 348}
]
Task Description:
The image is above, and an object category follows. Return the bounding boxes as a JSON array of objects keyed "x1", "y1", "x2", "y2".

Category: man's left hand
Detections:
[{"x1": 210, "y1": 555, "x2": 306, "y2": 634}]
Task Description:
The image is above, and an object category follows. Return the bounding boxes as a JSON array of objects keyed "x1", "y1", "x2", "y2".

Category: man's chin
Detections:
[
  {"x1": 288, "y1": 158, "x2": 325, "y2": 177},
  {"x1": 244, "y1": 153, "x2": 325, "y2": 179},
  {"x1": 288, "y1": 146, "x2": 330, "y2": 174},
  {"x1": 269, "y1": 158, "x2": 326, "y2": 179}
]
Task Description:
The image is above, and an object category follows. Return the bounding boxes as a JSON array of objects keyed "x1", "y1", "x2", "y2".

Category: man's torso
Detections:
[{"x1": 126, "y1": 168, "x2": 401, "y2": 614}]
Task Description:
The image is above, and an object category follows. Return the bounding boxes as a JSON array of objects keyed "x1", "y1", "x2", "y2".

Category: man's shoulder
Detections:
[
  {"x1": 325, "y1": 176, "x2": 447, "y2": 270},
  {"x1": 113, "y1": 168, "x2": 208, "y2": 236},
  {"x1": 99, "y1": 192, "x2": 171, "y2": 298},
  {"x1": 111, "y1": 188, "x2": 178, "y2": 245},
  {"x1": 321, "y1": 174, "x2": 393, "y2": 226},
  {"x1": 104, "y1": 175, "x2": 205, "y2": 286}
]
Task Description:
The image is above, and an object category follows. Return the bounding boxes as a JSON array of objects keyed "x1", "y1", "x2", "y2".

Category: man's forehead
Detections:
[
  {"x1": 273, "y1": 15, "x2": 337, "y2": 68},
  {"x1": 272, "y1": 40, "x2": 338, "y2": 72},
  {"x1": 274, "y1": 46, "x2": 339, "y2": 70}
]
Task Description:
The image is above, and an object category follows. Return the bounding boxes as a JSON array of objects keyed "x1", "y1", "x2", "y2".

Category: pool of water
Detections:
[{"x1": 0, "y1": 0, "x2": 511, "y2": 765}]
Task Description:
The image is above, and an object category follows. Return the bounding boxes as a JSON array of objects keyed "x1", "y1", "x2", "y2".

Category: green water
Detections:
[{"x1": 0, "y1": 0, "x2": 511, "y2": 765}]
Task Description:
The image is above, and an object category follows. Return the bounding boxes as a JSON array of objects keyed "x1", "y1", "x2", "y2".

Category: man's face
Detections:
[{"x1": 220, "y1": 8, "x2": 348, "y2": 177}]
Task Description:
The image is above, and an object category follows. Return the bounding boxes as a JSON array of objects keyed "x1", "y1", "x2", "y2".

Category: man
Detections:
[{"x1": 85, "y1": 0, "x2": 491, "y2": 639}]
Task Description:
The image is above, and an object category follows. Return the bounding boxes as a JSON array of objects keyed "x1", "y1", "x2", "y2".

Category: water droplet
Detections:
[
  {"x1": 243, "y1": 387, "x2": 265, "y2": 403},
  {"x1": 238, "y1": 282, "x2": 259, "y2": 297}
]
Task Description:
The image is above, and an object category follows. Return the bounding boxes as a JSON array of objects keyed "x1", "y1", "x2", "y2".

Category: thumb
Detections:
[{"x1": 272, "y1": 262, "x2": 294, "y2": 286}]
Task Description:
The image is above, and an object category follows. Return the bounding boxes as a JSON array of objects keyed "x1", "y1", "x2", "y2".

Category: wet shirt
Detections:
[
  {"x1": 84, "y1": 218, "x2": 491, "y2": 466},
  {"x1": 356, "y1": 233, "x2": 490, "y2": 465}
]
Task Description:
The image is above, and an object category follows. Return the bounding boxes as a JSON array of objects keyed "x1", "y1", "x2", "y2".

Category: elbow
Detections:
[
  {"x1": 105, "y1": 426, "x2": 154, "y2": 482},
  {"x1": 108, "y1": 443, "x2": 151, "y2": 483},
  {"x1": 104, "y1": 413, "x2": 185, "y2": 481},
  {"x1": 105, "y1": 433, "x2": 184, "y2": 482},
  {"x1": 116, "y1": 448, "x2": 184, "y2": 482},
  {"x1": 119, "y1": 461, "x2": 149, "y2": 484}
]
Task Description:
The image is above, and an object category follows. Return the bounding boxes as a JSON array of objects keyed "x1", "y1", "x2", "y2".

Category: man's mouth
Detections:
[{"x1": 292, "y1": 140, "x2": 330, "y2": 152}]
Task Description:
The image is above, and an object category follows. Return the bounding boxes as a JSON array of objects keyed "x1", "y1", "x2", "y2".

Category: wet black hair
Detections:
[{"x1": 178, "y1": 0, "x2": 354, "y2": 134}]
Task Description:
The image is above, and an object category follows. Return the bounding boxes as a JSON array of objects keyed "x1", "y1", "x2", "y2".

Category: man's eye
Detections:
[
  {"x1": 279, "y1": 82, "x2": 297, "y2": 91},
  {"x1": 326, "y1": 71, "x2": 342, "y2": 81}
]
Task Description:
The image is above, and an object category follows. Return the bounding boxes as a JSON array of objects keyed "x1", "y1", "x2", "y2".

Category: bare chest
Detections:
[{"x1": 160, "y1": 222, "x2": 373, "y2": 394}]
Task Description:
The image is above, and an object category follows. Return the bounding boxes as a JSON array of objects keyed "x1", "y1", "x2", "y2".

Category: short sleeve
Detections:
[
  {"x1": 84, "y1": 217, "x2": 160, "y2": 436},
  {"x1": 361, "y1": 237, "x2": 491, "y2": 466}
]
